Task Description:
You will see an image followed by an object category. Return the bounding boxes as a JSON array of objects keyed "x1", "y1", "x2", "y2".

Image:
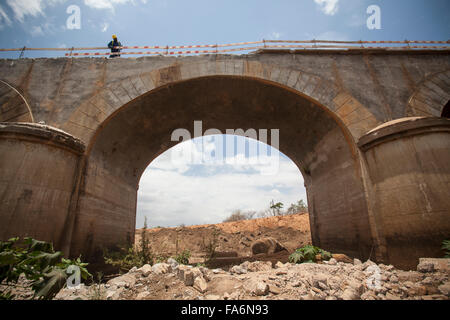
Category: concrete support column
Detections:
[
  {"x1": 358, "y1": 117, "x2": 450, "y2": 269},
  {"x1": 0, "y1": 122, "x2": 85, "y2": 252}
]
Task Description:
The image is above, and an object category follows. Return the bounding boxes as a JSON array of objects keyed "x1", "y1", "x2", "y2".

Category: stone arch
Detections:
[
  {"x1": 0, "y1": 79, "x2": 34, "y2": 123},
  {"x1": 407, "y1": 69, "x2": 450, "y2": 117},
  {"x1": 62, "y1": 60, "x2": 380, "y2": 146},
  {"x1": 65, "y1": 72, "x2": 378, "y2": 269}
]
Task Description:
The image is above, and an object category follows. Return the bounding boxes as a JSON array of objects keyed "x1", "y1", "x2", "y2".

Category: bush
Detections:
[
  {"x1": 223, "y1": 210, "x2": 255, "y2": 222},
  {"x1": 201, "y1": 229, "x2": 219, "y2": 262},
  {"x1": 289, "y1": 245, "x2": 332, "y2": 264},
  {"x1": 173, "y1": 250, "x2": 191, "y2": 265},
  {"x1": 442, "y1": 240, "x2": 450, "y2": 258},
  {"x1": 104, "y1": 217, "x2": 153, "y2": 273},
  {"x1": 0, "y1": 237, "x2": 91, "y2": 300},
  {"x1": 286, "y1": 199, "x2": 308, "y2": 215}
]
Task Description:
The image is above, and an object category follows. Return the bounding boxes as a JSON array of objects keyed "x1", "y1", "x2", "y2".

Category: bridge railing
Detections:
[{"x1": 1, "y1": 40, "x2": 449, "y2": 58}]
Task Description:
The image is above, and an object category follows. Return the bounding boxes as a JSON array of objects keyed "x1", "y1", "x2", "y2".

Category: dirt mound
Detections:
[{"x1": 135, "y1": 213, "x2": 311, "y2": 265}]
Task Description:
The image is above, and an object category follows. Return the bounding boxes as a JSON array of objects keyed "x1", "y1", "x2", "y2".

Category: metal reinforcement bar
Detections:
[{"x1": 0, "y1": 40, "x2": 448, "y2": 57}]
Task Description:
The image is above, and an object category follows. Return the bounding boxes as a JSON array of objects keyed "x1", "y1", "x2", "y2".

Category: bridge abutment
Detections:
[
  {"x1": 358, "y1": 117, "x2": 450, "y2": 269},
  {"x1": 0, "y1": 122, "x2": 85, "y2": 251}
]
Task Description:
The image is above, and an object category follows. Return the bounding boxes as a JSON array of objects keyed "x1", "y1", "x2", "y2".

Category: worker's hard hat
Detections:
[{"x1": 112, "y1": 34, "x2": 117, "y2": 39}]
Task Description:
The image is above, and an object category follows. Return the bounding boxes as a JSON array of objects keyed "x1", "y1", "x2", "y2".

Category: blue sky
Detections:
[
  {"x1": 0, "y1": 1, "x2": 448, "y2": 227},
  {"x1": 0, "y1": 0, "x2": 448, "y2": 58}
]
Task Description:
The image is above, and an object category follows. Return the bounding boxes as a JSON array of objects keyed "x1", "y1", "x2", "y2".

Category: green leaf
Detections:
[
  {"x1": 28, "y1": 239, "x2": 54, "y2": 253},
  {"x1": 33, "y1": 268, "x2": 68, "y2": 300},
  {"x1": 0, "y1": 251, "x2": 17, "y2": 266}
]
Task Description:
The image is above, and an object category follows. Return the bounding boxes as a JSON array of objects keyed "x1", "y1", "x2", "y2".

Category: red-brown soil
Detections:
[{"x1": 135, "y1": 213, "x2": 311, "y2": 267}]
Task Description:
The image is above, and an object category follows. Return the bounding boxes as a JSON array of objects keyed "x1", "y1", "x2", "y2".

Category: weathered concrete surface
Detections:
[
  {"x1": 0, "y1": 123, "x2": 85, "y2": 249},
  {"x1": 358, "y1": 117, "x2": 450, "y2": 269},
  {"x1": 0, "y1": 50, "x2": 449, "y2": 269},
  {"x1": 0, "y1": 80, "x2": 33, "y2": 122}
]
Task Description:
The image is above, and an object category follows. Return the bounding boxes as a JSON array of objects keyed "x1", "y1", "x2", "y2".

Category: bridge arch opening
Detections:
[
  {"x1": 70, "y1": 75, "x2": 373, "y2": 266},
  {"x1": 135, "y1": 133, "x2": 307, "y2": 229},
  {"x1": 442, "y1": 100, "x2": 450, "y2": 118}
]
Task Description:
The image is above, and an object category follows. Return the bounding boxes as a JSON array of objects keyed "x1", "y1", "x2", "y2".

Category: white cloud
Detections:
[
  {"x1": 311, "y1": 30, "x2": 350, "y2": 41},
  {"x1": 84, "y1": 0, "x2": 136, "y2": 11},
  {"x1": 5, "y1": 0, "x2": 66, "y2": 23},
  {"x1": 314, "y1": 0, "x2": 339, "y2": 16},
  {"x1": 0, "y1": 5, "x2": 12, "y2": 29},
  {"x1": 27, "y1": 21, "x2": 58, "y2": 36},
  {"x1": 30, "y1": 25, "x2": 44, "y2": 36},
  {"x1": 101, "y1": 22, "x2": 109, "y2": 32},
  {"x1": 136, "y1": 136, "x2": 306, "y2": 228},
  {"x1": 7, "y1": 0, "x2": 44, "y2": 22},
  {"x1": 267, "y1": 31, "x2": 282, "y2": 40}
]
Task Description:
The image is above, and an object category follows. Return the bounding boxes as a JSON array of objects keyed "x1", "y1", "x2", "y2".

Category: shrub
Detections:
[
  {"x1": 442, "y1": 240, "x2": 450, "y2": 258},
  {"x1": 173, "y1": 250, "x2": 191, "y2": 265},
  {"x1": 201, "y1": 229, "x2": 219, "y2": 262},
  {"x1": 223, "y1": 210, "x2": 255, "y2": 222},
  {"x1": 289, "y1": 245, "x2": 332, "y2": 264},
  {"x1": 0, "y1": 237, "x2": 91, "y2": 300},
  {"x1": 286, "y1": 199, "x2": 308, "y2": 214},
  {"x1": 104, "y1": 217, "x2": 153, "y2": 273}
]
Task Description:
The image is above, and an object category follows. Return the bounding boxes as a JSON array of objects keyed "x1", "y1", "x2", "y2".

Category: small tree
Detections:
[
  {"x1": 223, "y1": 210, "x2": 256, "y2": 222},
  {"x1": 269, "y1": 200, "x2": 284, "y2": 216},
  {"x1": 104, "y1": 216, "x2": 153, "y2": 273},
  {"x1": 286, "y1": 199, "x2": 308, "y2": 215},
  {"x1": 140, "y1": 216, "x2": 152, "y2": 264}
]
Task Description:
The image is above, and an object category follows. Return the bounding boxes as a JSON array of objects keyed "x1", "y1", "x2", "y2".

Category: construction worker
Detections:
[{"x1": 108, "y1": 34, "x2": 122, "y2": 58}]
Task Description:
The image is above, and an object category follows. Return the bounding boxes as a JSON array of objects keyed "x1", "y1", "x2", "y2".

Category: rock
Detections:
[
  {"x1": 269, "y1": 285, "x2": 281, "y2": 295},
  {"x1": 199, "y1": 267, "x2": 211, "y2": 281},
  {"x1": 136, "y1": 291, "x2": 150, "y2": 300},
  {"x1": 353, "y1": 258, "x2": 362, "y2": 265},
  {"x1": 109, "y1": 287, "x2": 125, "y2": 300},
  {"x1": 417, "y1": 258, "x2": 450, "y2": 274},
  {"x1": 251, "y1": 237, "x2": 287, "y2": 255},
  {"x1": 275, "y1": 261, "x2": 284, "y2": 269},
  {"x1": 105, "y1": 290, "x2": 116, "y2": 300},
  {"x1": 417, "y1": 261, "x2": 435, "y2": 273},
  {"x1": 167, "y1": 258, "x2": 179, "y2": 269},
  {"x1": 360, "y1": 291, "x2": 378, "y2": 300},
  {"x1": 152, "y1": 263, "x2": 171, "y2": 275},
  {"x1": 291, "y1": 280, "x2": 302, "y2": 287},
  {"x1": 227, "y1": 291, "x2": 240, "y2": 300},
  {"x1": 328, "y1": 258, "x2": 337, "y2": 265},
  {"x1": 138, "y1": 264, "x2": 152, "y2": 277},
  {"x1": 107, "y1": 274, "x2": 136, "y2": 288},
  {"x1": 362, "y1": 260, "x2": 377, "y2": 270},
  {"x1": 389, "y1": 275, "x2": 399, "y2": 283},
  {"x1": 183, "y1": 270, "x2": 195, "y2": 286},
  {"x1": 247, "y1": 261, "x2": 272, "y2": 272},
  {"x1": 255, "y1": 282, "x2": 269, "y2": 296},
  {"x1": 341, "y1": 288, "x2": 360, "y2": 300},
  {"x1": 346, "y1": 280, "x2": 364, "y2": 295},
  {"x1": 205, "y1": 294, "x2": 221, "y2": 300},
  {"x1": 193, "y1": 276, "x2": 208, "y2": 293},
  {"x1": 385, "y1": 292, "x2": 401, "y2": 300},
  {"x1": 397, "y1": 270, "x2": 423, "y2": 282},
  {"x1": 331, "y1": 254, "x2": 353, "y2": 264},
  {"x1": 438, "y1": 282, "x2": 450, "y2": 296},
  {"x1": 129, "y1": 267, "x2": 137, "y2": 273},
  {"x1": 312, "y1": 273, "x2": 328, "y2": 289},
  {"x1": 230, "y1": 265, "x2": 247, "y2": 275}
]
